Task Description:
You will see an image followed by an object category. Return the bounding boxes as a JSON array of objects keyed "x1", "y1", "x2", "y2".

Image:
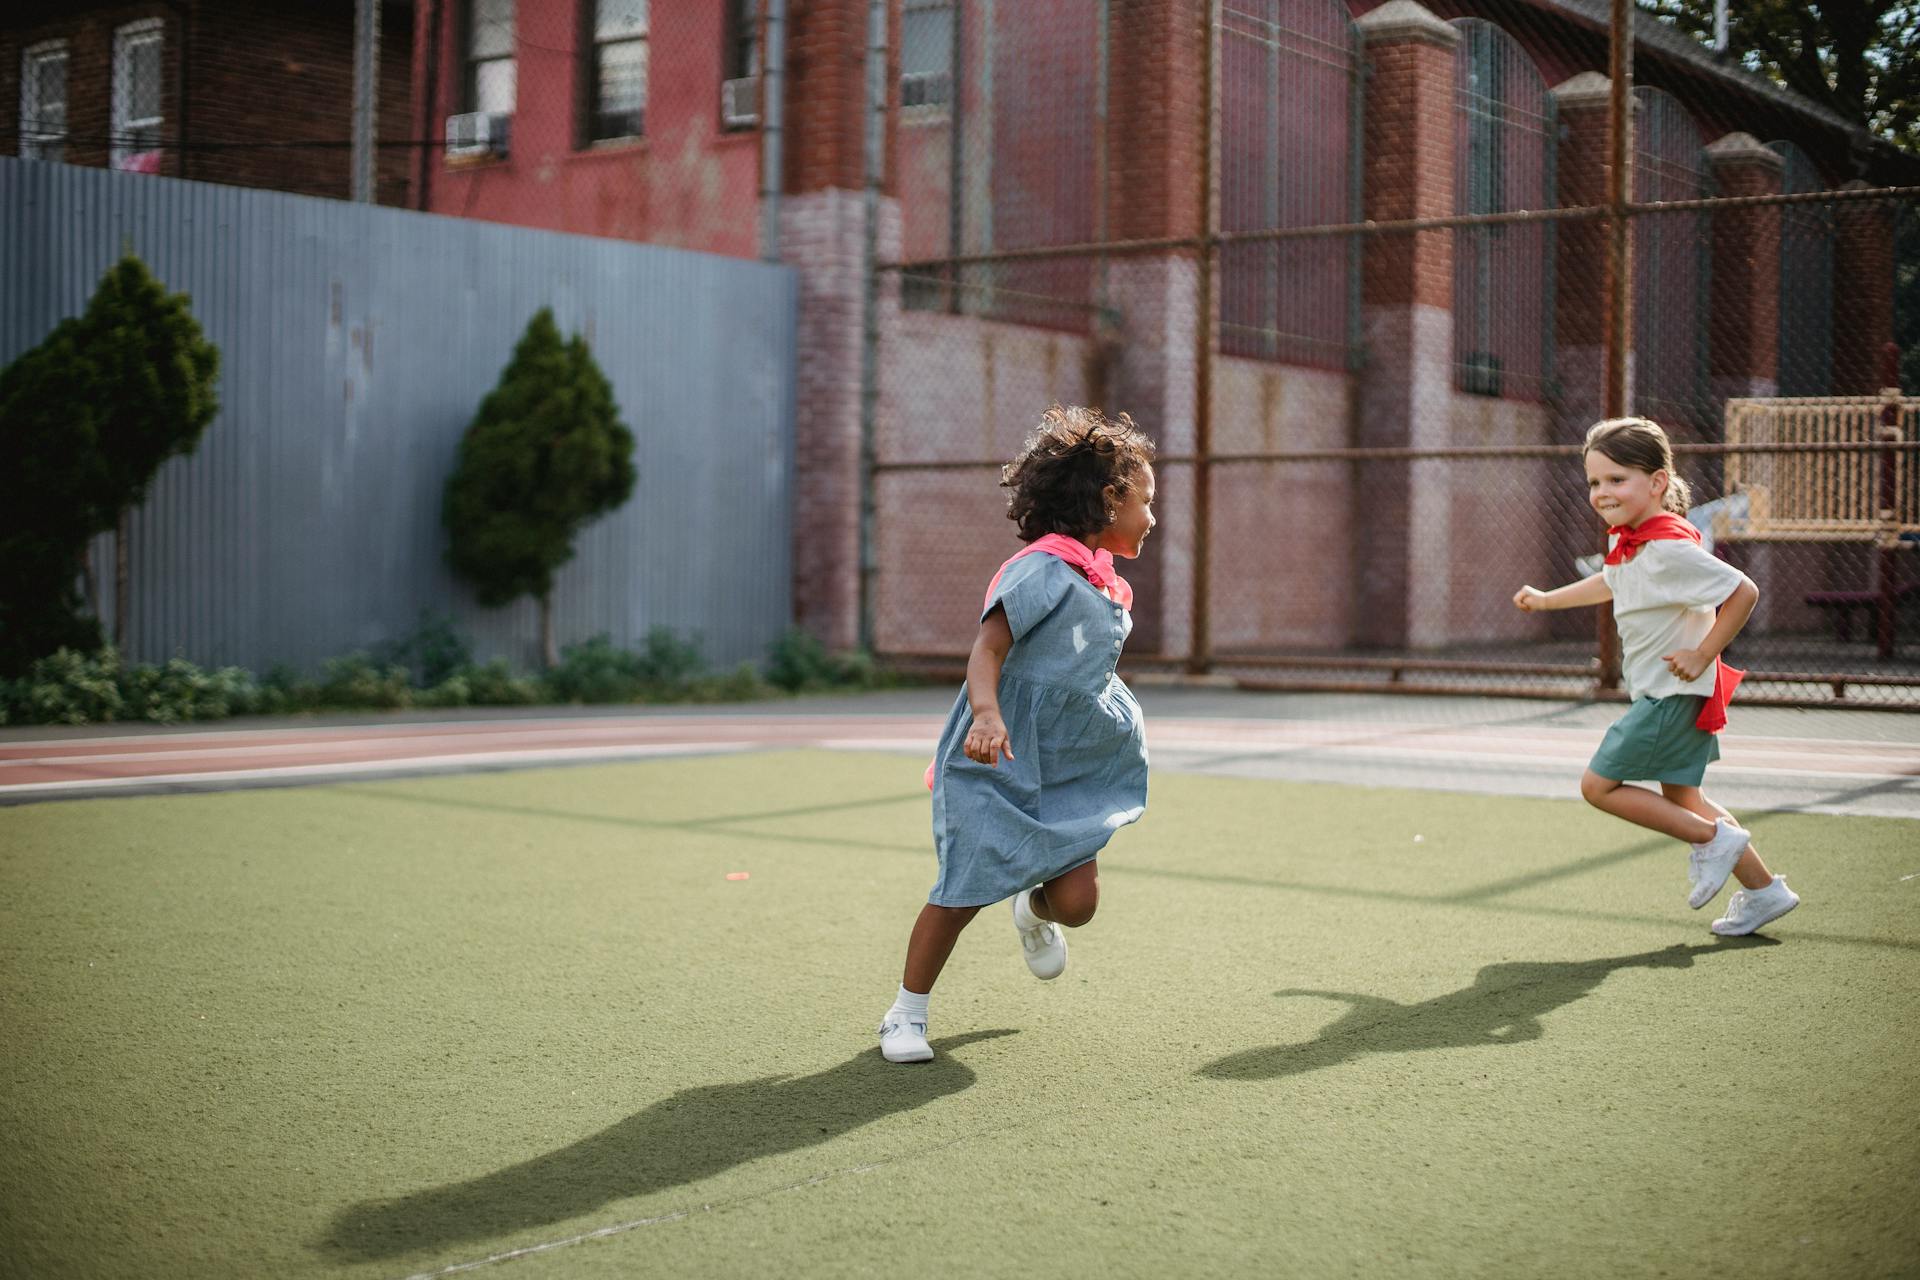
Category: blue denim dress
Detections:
[{"x1": 926, "y1": 553, "x2": 1149, "y2": 907}]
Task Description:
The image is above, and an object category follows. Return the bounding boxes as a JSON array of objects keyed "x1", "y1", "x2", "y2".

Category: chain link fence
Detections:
[{"x1": 869, "y1": 1, "x2": 1920, "y2": 710}]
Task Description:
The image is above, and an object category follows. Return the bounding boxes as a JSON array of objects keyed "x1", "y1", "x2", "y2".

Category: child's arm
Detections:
[
  {"x1": 963, "y1": 606, "x2": 1017, "y2": 766},
  {"x1": 1513, "y1": 572, "x2": 1612, "y2": 613},
  {"x1": 1662, "y1": 574, "x2": 1758, "y2": 681}
]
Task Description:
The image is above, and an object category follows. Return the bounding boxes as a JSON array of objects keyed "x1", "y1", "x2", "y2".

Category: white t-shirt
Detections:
[{"x1": 1601, "y1": 538, "x2": 1747, "y2": 702}]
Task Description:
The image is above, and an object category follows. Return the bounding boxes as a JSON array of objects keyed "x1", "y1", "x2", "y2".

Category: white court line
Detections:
[
  {"x1": 816, "y1": 738, "x2": 1916, "y2": 786},
  {"x1": 0, "y1": 742, "x2": 757, "y2": 795},
  {"x1": 0, "y1": 727, "x2": 873, "y2": 769},
  {"x1": 0, "y1": 713, "x2": 943, "y2": 753}
]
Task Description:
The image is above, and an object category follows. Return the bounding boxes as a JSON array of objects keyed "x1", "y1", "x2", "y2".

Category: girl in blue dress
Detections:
[{"x1": 879, "y1": 406, "x2": 1157, "y2": 1064}]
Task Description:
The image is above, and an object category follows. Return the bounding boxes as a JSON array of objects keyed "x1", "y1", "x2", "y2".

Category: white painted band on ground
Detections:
[
  {"x1": 0, "y1": 714, "x2": 944, "y2": 755},
  {"x1": 0, "y1": 742, "x2": 756, "y2": 794},
  {"x1": 399, "y1": 1207, "x2": 698, "y2": 1280}
]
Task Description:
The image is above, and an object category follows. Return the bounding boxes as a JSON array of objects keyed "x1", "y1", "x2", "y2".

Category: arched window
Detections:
[
  {"x1": 1631, "y1": 87, "x2": 1711, "y2": 427},
  {"x1": 1217, "y1": 0, "x2": 1360, "y2": 368},
  {"x1": 1768, "y1": 140, "x2": 1835, "y2": 396},
  {"x1": 1449, "y1": 19, "x2": 1552, "y2": 400}
]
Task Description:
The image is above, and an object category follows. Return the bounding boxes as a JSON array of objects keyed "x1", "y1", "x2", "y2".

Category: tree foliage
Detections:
[
  {"x1": 73, "y1": 255, "x2": 223, "y2": 524},
  {"x1": 1638, "y1": 2, "x2": 1920, "y2": 155},
  {"x1": 0, "y1": 255, "x2": 220, "y2": 675},
  {"x1": 442, "y1": 309, "x2": 636, "y2": 663}
]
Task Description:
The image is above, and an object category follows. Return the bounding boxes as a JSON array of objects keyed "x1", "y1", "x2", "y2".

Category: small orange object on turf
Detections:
[{"x1": 726, "y1": 872, "x2": 750, "y2": 881}]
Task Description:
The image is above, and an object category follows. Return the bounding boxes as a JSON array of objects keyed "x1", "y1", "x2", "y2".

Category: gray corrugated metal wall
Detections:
[{"x1": 1, "y1": 159, "x2": 798, "y2": 673}]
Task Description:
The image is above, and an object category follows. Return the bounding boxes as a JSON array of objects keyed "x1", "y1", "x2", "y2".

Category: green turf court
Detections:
[{"x1": 2, "y1": 749, "x2": 1916, "y2": 1279}]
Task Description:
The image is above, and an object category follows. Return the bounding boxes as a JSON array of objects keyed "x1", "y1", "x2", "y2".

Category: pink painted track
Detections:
[{"x1": 4, "y1": 710, "x2": 1916, "y2": 809}]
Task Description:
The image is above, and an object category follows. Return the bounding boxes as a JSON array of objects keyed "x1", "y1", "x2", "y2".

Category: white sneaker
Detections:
[
  {"x1": 1712, "y1": 877, "x2": 1800, "y2": 936},
  {"x1": 877, "y1": 1007, "x2": 933, "y2": 1063},
  {"x1": 1012, "y1": 889, "x2": 1068, "y2": 980},
  {"x1": 1687, "y1": 817, "x2": 1752, "y2": 909}
]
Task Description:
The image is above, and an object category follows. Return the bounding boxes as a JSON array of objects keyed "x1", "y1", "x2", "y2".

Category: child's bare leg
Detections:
[
  {"x1": 1661, "y1": 783, "x2": 1772, "y2": 888},
  {"x1": 1029, "y1": 860, "x2": 1100, "y2": 927},
  {"x1": 1580, "y1": 770, "x2": 1721, "y2": 843},
  {"x1": 901, "y1": 903, "x2": 982, "y2": 994}
]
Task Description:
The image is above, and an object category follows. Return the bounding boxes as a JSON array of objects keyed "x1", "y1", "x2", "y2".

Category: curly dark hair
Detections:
[{"x1": 1002, "y1": 405, "x2": 1156, "y2": 542}]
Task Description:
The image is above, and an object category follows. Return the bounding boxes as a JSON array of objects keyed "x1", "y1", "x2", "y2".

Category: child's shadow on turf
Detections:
[
  {"x1": 1199, "y1": 939, "x2": 1775, "y2": 1082},
  {"x1": 318, "y1": 1029, "x2": 1015, "y2": 1263}
]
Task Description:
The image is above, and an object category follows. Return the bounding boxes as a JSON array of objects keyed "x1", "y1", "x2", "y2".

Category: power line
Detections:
[{"x1": 5, "y1": 128, "x2": 458, "y2": 153}]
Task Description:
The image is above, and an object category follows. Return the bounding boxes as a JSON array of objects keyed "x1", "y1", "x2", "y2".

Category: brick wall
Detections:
[
  {"x1": 1108, "y1": 0, "x2": 1203, "y2": 243},
  {"x1": 3, "y1": 3, "x2": 178, "y2": 174},
  {"x1": 2, "y1": 1, "x2": 413, "y2": 203},
  {"x1": 187, "y1": 0, "x2": 414, "y2": 203},
  {"x1": 784, "y1": 0, "x2": 868, "y2": 195},
  {"x1": 1359, "y1": 36, "x2": 1455, "y2": 310},
  {"x1": 1706, "y1": 134, "x2": 1782, "y2": 394},
  {"x1": 1831, "y1": 181, "x2": 1896, "y2": 395},
  {"x1": 412, "y1": 0, "x2": 760, "y2": 253}
]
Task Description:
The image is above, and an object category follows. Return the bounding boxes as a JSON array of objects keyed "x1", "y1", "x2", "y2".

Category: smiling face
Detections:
[
  {"x1": 1095, "y1": 462, "x2": 1157, "y2": 559},
  {"x1": 1584, "y1": 448, "x2": 1668, "y2": 529}
]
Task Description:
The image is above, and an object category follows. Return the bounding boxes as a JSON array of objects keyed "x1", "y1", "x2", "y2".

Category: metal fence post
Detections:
[
  {"x1": 857, "y1": 0, "x2": 888, "y2": 656},
  {"x1": 1189, "y1": 0, "x2": 1219, "y2": 676},
  {"x1": 1596, "y1": 0, "x2": 1634, "y2": 694}
]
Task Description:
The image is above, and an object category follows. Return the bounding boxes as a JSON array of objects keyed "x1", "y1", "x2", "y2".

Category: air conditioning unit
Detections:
[
  {"x1": 445, "y1": 111, "x2": 510, "y2": 159},
  {"x1": 721, "y1": 76, "x2": 760, "y2": 129}
]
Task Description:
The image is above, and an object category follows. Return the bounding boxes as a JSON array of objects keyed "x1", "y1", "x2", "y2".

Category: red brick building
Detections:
[
  {"x1": 1, "y1": 0, "x2": 415, "y2": 203},
  {"x1": 11, "y1": 0, "x2": 1909, "y2": 658}
]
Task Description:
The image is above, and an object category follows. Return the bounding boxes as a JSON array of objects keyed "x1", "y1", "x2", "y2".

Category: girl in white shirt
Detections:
[{"x1": 1514, "y1": 418, "x2": 1799, "y2": 936}]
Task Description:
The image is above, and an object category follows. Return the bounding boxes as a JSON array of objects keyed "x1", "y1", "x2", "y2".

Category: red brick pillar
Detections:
[
  {"x1": 1705, "y1": 133, "x2": 1783, "y2": 406},
  {"x1": 780, "y1": 0, "x2": 897, "y2": 650},
  {"x1": 1352, "y1": 0, "x2": 1457, "y2": 649},
  {"x1": 1535, "y1": 71, "x2": 1623, "y2": 640},
  {"x1": 1832, "y1": 180, "x2": 1896, "y2": 395},
  {"x1": 1100, "y1": 0, "x2": 1205, "y2": 658}
]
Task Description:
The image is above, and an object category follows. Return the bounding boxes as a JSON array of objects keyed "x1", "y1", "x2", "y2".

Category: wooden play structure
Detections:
[{"x1": 1713, "y1": 392, "x2": 1920, "y2": 656}]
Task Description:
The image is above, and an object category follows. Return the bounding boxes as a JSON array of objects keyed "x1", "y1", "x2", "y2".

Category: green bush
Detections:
[
  {"x1": 460, "y1": 658, "x2": 541, "y2": 706},
  {"x1": 13, "y1": 647, "x2": 126, "y2": 725},
  {"x1": 375, "y1": 612, "x2": 474, "y2": 688},
  {"x1": 687, "y1": 662, "x2": 775, "y2": 704},
  {"x1": 414, "y1": 674, "x2": 472, "y2": 709},
  {"x1": 119, "y1": 657, "x2": 260, "y2": 723},
  {"x1": 315, "y1": 654, "x2": 413, "y2": 710},
  {"x1": 0, "y1": 628, "x2": 898, "y2": 726},
  {"x1": 633, "y1": 627, "x2": 707, "y2": 693},
  {"x1": 765, "y1": 628, "x2": 886, "y2": 693},
  {"x1": 546, "y1": 634, "x2": 645, "y2": 703}
]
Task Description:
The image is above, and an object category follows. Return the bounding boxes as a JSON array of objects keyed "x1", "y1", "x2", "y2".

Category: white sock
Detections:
[
  {"x1": 1012, "y1": 888, "x2": 1039, "y2": 930},
  {"x1": 893, "y1": 986, "x2": 929, "y2": 1016}
]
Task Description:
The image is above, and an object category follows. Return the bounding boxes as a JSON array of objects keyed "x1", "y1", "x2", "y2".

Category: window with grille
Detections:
[
  {"x1": 467, "y1": 0, "x2": 515, "y2": 115},
  {"x1": 1450, "y1": 18, "x2": 1552, "y2": 400},
  {"x1": 1632, "y1": 87, "x2": 1712, "y2": 427},
  {"x1": 901, "y1": 0, "x2": 953, "y2": 112},
  {"x1": 1217, "y1": 0, "x2": 1361, "y2": 369},
  {"x1": 726, "y1": 0, "x2": 759, "y2": 81},
  {"x1": 587, "y1": 0, "x2": 647, "y2": 142},
  {"x1": 111, "y1": 20, "x2": 163, "y2": 171},
  {"x1": 19, "y1": 40, "x2": 68, "y2": 162}
]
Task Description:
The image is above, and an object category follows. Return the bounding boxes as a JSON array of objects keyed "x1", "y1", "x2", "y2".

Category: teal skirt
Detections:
[{"x1": 1588, "y1": 695, "x2": 1720, "y2": 786}]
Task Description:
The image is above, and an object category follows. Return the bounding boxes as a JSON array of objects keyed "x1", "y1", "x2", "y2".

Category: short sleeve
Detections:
[
  {"x1": 1640, "y1": 540, "x2": 1746, "y2": 610},
  {"x1": 983, "y1": 554, "x2": 1074, "y2": 640}
]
